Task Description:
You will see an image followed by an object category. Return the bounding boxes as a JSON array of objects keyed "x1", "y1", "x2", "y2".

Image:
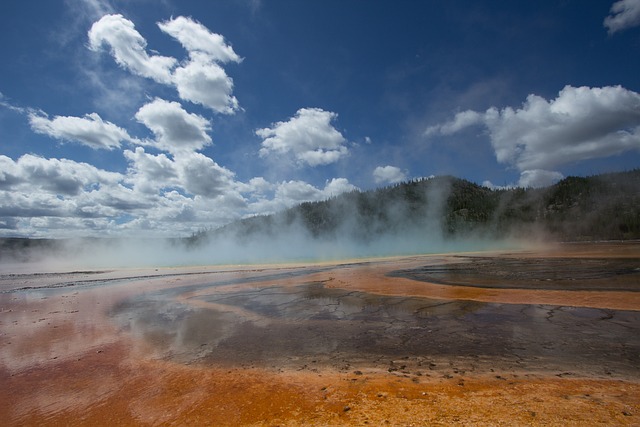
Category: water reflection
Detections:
[
  {"x1": 390, "y1": 257, "x2": 640, "y2": 291},
  {"x1": 110, "y1": 281, "x2": 640, "y2": 377}
]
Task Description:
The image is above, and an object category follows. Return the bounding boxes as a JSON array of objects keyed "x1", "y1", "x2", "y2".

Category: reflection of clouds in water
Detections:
[
  {"x1": 110, "y1": 283, "x2": 490, "y2": 364},
  {"x1": 109, "y1": 281, "x2": 640, "y2": 376},
  {"x1": 111, "y1": 296, "x2": 244, "y2": 362},
  {"x1": 391, "y1": 257, "x2": 640, "y2": 291},
  {"x1": 0, "y1": 290, "x2": 121, "y2": 373}
]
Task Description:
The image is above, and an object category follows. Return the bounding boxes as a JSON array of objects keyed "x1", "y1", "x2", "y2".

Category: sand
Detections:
[{"x1": 1, "y1": 241, "x2": 639, "y2": 425}]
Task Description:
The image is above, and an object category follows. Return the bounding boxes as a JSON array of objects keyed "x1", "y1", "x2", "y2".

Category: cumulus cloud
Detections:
[
  {"x1": 29, "y1": 111, "x2": 134, "y2": 150},
  {"x1": 604, "y1": 0, "x2": 640, "y2": 33},
  {"x1": 0, "y1": 154, "x2": 122, "y2": 196},
  {"x1": 135, "y1": 98, "x2": 212, "y2": 153},
  {"x1": 246, "y1": 178, "x2": 357, "y2": 215},
  {"x1": 157, "y1": 16, "x2": 242, "y2": 63},
  {"x1": 323, "y1": 177, "x2": 358, "y2": 196},
  {"x1": 88, "y1": 14, "x2": 241, "y2": 113},
  {"x1": 173, "y1": 152, "x2": 238, "y2": 199},
  {"x1": 257, "y1": 108, "x2": 349, "y2": 166},
  {"x1": 0, "y1": 150, "x2": 246, "y2": 237},
  {"x1": 172, "y1": 52, "x2": 240, "y2": 114},
  {"x1": 485, "y1": 85, "x2": 640, "y2": 171},
  {"x1": 373, "y1": 165, "x2": 408, "y2": 184},
  {"x1": 427, "y1": 85, "x2": 640, "y2": 183},
  {"x1": 88, "y1": 14, "x2": 176, "y2": 84},
  {"x1": 124, "y1": 146, "x2": 240, "y2": 198},
  {"x1": 123, "y1": 147, "x2": 179, "y2": 194},
  {"x1": 4, "y1": 14, "x2": 364, "y2": 238},
  {"x1": 0, "y1": 147, "x2": 357, "y2": 236},
  {"x1": 247, "y1": 177, "x2": 274, "y2": 194},
  {"x1": 279, "y1": 179, "x2": 353, "y2": 207},
  {"x1": 0, "y1": 157, "x2": 150, "y2": 230},
  {"x1": 158, "y1": 16, "x2": 242, "y2": 114}
]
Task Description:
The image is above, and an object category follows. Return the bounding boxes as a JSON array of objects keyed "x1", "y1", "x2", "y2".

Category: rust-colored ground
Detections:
[{"x1": 1, "y1": 241, "x2": 639, "y2": 426}]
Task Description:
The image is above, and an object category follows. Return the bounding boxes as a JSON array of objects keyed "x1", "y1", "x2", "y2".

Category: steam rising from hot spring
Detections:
[
  {"x1": 0, "y1": 225, "x2": 533, "y2": 273},
  {"x1": 0, "y1": 178, "x2": 550, "y2": 272}
]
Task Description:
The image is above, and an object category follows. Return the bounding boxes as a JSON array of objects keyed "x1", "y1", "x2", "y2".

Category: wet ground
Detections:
[
  {"x1": 390, "y1": 256, "x2": 640, "y2": 291},
  {"x1": 1, "y1": 241, "x2": 640, "y2": 425},
  {"x1": 112, "y1": 279, "x2": 640, "y2": 379}
]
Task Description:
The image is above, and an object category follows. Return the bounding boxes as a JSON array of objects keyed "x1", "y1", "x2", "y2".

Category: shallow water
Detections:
[
  {"x1": 391, "y1": 256, "x2": 640, "y2": 291},
  {"x1": 110, "y1": 279, "x2": 640, "y2": 377}
]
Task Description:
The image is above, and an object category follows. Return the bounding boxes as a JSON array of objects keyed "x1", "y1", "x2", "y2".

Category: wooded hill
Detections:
[{"x1": 205, "y1": 169, "x2": 640, "y2": 244}]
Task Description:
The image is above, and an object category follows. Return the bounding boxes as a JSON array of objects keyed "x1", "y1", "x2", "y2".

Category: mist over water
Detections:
[
  {"x1": 0, "y1": 224, "x2": 532, "y2": 275},
  {"x1": 0, "y1": 229, "x2": 526, "y2": 273},
  {"x1": 0, "y1": 176, "x2": 557, "y2": 272}
]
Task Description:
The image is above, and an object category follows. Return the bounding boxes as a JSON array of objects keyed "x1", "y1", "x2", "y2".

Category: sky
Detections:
[{"x1": 0, "y1": 0, "x2": 639, "y2": 238}]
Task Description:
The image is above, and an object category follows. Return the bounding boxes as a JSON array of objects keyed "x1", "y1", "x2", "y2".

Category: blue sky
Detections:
[{"x1": 1, "y1": 0, "x2": 639, "y2": 238}]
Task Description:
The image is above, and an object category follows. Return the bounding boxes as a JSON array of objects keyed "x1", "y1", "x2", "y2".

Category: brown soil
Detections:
[{"x1": 1, "y1": 241, "x2": 639, "y2": 426}]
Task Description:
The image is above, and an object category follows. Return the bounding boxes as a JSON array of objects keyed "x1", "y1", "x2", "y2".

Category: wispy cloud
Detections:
[
  {"x1": 157, "y1": 16, "x2": 242, "y2": 64},
  {"x1": 604, "y1": 0, "x2": 640, "y2": 34}
]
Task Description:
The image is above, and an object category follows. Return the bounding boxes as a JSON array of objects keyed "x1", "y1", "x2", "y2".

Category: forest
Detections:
[{"x1": 204, "y1": 169, "x2": 640, "y2": 244}]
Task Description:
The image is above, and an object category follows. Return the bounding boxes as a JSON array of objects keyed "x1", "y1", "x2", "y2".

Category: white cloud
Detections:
[
  {"x1": 427, "y1": 85, "x2": 640, "y2": 172},
  {"x1": 277, "y1": 178, "x2": 356, "y2": 204},
  {"x1": 247, "y1": 178, "x2": 357, "y2": 214},
  {"x1": 275, "y1": 180, "x2": 322, "y2": 202},
  {"x1": 0, "y1": 151, "x2": 247, "y2": 237},
  {"x1": 604, "y1": 0, "x2": 640, "y2": 33},
  {"x1": 157, "y1": 16, "x2": 242, "y2": 63},
  {"x1": 29, "y1": 111, "x2": 134, "y2": 150},
  {"x1": 135, "y1": 98, "x2": 212, "y2": 153},
  {"x1": 0, "y1": 148, "x2": 359, "y2": 236},
  {"x1": 88, "y1": 14, "x2": 241, "y2": 113},
  {"x1": 0, "y1": 154, "x2": 122, "y2": 196},
  {"x1": 323, "y1": 178, "x2": 358, "y2": 196},
  {"x1": 173, "y1": 152, "x2": 238, "y2": 198},
  {"x1": 424, "y1": 110, "x2": 483, "y2": 137},
  {"x1": 4, "y1": 14, "x2": 368, "y2": 238},
  {"x1": 88, "y1": 14, "x2": 176, "y2": 84},
  {"x1": 123, "y1": 147, "x2": 179, "y2": 194},
  {"x1": 373, "y1": 165, "x2": 408, "y2": 184},
  {"x1": 483, "y1": 169, "x2": 564, "y2": 190},
  {"x1": 257, "y1": 108, "x2": 349, "y2": 166},
  {"x1": 172, "y1": 53, "x2": 240, "y2": 114},
  {"x1": 516, "y1": 169, "x2": 564, "y2": 188},
  {"x1": 0, "y1": 154, "x2": 146, "y2": 236},
  {"x1": 247, "y1": 177, "x2": 274, "y2": 193}
]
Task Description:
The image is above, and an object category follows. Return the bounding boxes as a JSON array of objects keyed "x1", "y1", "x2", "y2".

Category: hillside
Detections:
[
  {"x1": 3, "y1": 170, "x2": 639, "y2": 263},
  {"x1": 206, "y1": 170, "x2": 640, "y2": 244}
]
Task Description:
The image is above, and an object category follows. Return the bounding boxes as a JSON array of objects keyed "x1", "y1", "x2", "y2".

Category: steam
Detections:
[
  {"x1": 0, "y1": 228, "x2": 518, "y2": 274},
  {"x1": 0, "y1": 177, "x2": 549, "y2": 272}
]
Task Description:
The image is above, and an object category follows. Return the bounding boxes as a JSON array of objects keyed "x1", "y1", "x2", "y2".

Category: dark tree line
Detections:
[{"x1": 206, "y1": 170, "x2": 640, "y2": 243}]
